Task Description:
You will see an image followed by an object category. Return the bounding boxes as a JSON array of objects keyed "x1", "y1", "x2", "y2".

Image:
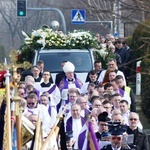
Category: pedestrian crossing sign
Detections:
[{"x1": 72, "y1": 9, "x2": 85, "y2": 24}]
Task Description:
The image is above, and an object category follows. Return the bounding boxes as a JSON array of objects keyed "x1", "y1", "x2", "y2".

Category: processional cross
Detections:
[{"x1": 0, "y1": 49, "x2": 32, "y2": 150}]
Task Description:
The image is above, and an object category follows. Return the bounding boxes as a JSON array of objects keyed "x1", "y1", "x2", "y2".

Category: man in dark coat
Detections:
[
  {"x1": 114, "y1": 40, "x2": 128, "y2": 74},
  {"x1": 126, "y1": 112, "x2": 149, "y2": 150}
]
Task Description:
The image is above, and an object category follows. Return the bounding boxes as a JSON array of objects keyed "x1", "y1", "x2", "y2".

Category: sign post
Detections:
[
  {"x1": 72, "y1": 9, "x2": 86, "y2": 24},
  {"x1": 136, "y1": 61, "x2": 141, "y2": 95}
]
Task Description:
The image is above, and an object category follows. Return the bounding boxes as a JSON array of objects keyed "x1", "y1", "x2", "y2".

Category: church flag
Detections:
[{"x1": 87, "y1": 121, "x2": 100, "y2": 150}]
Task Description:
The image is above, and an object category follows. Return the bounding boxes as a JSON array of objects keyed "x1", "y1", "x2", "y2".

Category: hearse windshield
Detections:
[{"x1": 37, "y1": 51, "x2": 93, "y2": 73}]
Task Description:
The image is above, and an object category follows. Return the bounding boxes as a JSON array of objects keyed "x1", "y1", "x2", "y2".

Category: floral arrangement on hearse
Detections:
[{"x1": 17, "y1": 28, "x2": 99, "y2": 63}]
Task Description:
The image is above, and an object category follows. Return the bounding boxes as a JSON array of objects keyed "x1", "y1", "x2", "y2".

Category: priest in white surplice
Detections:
[
  {"x1": 23, "y1": 93, "x2": 52, "y2": 135},
  {"x1": 65, "y1": 104, "x2": 86, "y2": 145},
  {"x1": 40, "y1": 94, "x2": 57, "y2": 126},
  {"x1": 37, "y1": 70, "x2": 61, "y2": 107}
]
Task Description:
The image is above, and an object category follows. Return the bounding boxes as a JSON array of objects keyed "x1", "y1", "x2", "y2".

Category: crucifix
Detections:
[{"x1": 0, "y1": 49, "x2": 32, "y2": 150}]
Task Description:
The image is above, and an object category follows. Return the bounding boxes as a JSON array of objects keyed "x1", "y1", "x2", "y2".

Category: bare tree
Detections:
[
  {"x1": 0, "y1": 0, "x2": 59, "y2": 51},
  {"x1": 81, "y1": 0, "x2": 150, "y2": 36},
  {"x1": 82, "y1": 0, "x2": 150, "y2": 22}
]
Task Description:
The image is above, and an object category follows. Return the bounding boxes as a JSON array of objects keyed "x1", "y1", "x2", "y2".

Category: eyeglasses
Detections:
[
  {"x1": 111, "y1": 136, "x2": 122, "y2": 141},
  {"x1": 130, "y1": 118, "x2": 137, "y2": 121},
  {"x1": 27, "y1": 102, "x2": 35, "y2": 105}
]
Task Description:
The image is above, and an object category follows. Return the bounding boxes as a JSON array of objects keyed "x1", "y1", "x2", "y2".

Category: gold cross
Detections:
[
  {"x1": 0, "y1": 49, "x2": 32, "y2": 149},
  {"x1": 0, "y1": 49, "x2": 32, "y2": 112}
]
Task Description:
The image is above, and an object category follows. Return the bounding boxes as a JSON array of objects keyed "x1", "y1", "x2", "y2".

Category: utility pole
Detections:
[
  {"x1": 113, "y1": 0, "x2": 118, "y2": 34},
  {"x1": 113, "y1": 0, "x2": 124, "y2": 37}
]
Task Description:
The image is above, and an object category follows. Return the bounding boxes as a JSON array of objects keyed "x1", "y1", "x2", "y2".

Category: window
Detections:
[{"x1": 38, "y1": 51, "x2": 93, "y2": 73}]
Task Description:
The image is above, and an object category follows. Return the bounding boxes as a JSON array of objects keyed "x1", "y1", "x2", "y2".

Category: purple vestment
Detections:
[
  {"x1": 66, "y1": 116, "x2": 85, "y2": 132},
  {"x1": 61, "y1": 77, "x2": 81, "y2": 92}
]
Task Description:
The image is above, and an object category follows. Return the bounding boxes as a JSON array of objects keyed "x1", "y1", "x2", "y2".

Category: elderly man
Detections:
[
  {"x1": 59, "y1": 61, "x2": 82, "y2": 91},
  {"x1": 66, "y1": 104, "x2": 85, "y2": 145},
  {"x1": 40, "y1": 94, "x2": 57, "y2": 126},
  {"x1": 23, "y1": 93, "x2": 52, "y2": 135},
  {"x1": 24, "y1": 75, "x2": 41, "y2": 99},
  {"x1": 58, "y1": 61, "x2": 82, "y2": 109},
  {"x1": 126, "y1": 112, "x2": 149, "y2": 150},
  {"x1": 120, "y1": 100, "x2": 143, "y2": 129},
  {"x1": 76, "y1": 95, "x2": 90, "y2": 119}
]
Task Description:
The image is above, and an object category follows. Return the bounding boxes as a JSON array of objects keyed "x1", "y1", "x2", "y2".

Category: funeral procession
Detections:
[{"x1": 0, "y1": 0, "x2": 150, "y2": 150}]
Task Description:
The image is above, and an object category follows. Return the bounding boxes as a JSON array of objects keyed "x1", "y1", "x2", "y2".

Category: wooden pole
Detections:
[
  {"x1": 33, "y1": 118, "x2": 43, "y2": 150},
  {"x1": 0, "y1": 50, "x2": 32, "y2": 150},
  {"x1": 41, "y1": 105, "x2": 68, "y2": 149},
  {"x1": 13, "y1": 67, "x2": 22, "y2": 150},
  {"x1": 16, "y1": 115, "x2": 22, "y2": 150},
  {"x1": 5, "y1": 70, "x2": 12, "y2": 150}
]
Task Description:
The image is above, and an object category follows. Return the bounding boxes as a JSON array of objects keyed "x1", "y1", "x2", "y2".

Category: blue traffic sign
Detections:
[{"x1": 72, "y1": 9, "x2": 86, "y2": 24}]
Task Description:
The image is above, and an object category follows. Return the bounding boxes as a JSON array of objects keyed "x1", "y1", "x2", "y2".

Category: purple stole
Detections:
[
  {"x1": 78, "y1": 129, "x2": 87, "y2": 150},
  {"x1": 65, "y1": 109, "x2": 70, "y2": 114},
  {"x1": 84, "y1": 109, "x2": 90, "y2": 119},
  {"x1": 48, "y1": 106, "x2": 51, "y2": 116},
  {"x1": 34, "y1": 88, "x2": 40, "y2": 99},
  {"x1": 28, "y1": 109, "x2": 33, "y2": 114},
  {"x1": 84, "y1": 109, "x2": 90, "y2": 115},
  {"x1": 47, "y1": 84, "x2": 57, "y2": 94},
  {"x1": 119, "y1": 88, "x2": 125, "y2": 97},
  {"x1": 61, "y1": 77, "x2": 81, "y2": 91},
  {"x1": 66, "y1": 117, "x2": 86, "y2": 132},
  {"x1": 65, "y1": 96, "x2": 69, "y2": 105}
]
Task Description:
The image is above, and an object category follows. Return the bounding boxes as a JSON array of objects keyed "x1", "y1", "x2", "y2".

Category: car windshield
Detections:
[{"x1": 38, "y1": 51, "x2": 93, "y2": 73}]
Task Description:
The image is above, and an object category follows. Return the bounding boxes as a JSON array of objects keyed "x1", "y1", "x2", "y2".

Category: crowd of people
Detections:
[{"x1": 0, "y1": 34, "x2": 149, "y2": 150}]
